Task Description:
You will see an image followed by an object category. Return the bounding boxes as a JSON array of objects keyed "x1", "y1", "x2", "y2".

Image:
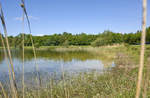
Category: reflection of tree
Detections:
[
  {"x1": 0, "y1": 49, "x2": 114, "y2": 64},
  {"x1": 0, "y1": 50, "x2": 4, "y2": 63},
  {"x1": 12, "y1": 49, "x2": 97, "y2": 62}
]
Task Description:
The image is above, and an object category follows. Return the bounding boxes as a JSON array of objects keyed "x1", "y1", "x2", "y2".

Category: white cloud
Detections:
[
  {"x1": 36, "y1": 34, "x2": 44, "y2": 36},
  {"x1": 14, "y1": 15, "x2": 39, "y2": 21}
]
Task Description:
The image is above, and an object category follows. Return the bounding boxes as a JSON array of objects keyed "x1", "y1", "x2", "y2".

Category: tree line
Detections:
[{"x1": 0, "y1": 27, "x2": 150, "y2": 48}]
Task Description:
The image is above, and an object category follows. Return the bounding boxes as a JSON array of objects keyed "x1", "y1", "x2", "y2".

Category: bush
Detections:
[
  {"x1": 91, "y1": 38, "x2": 107, "y2": 47},
  {"x1": 34, "y1": 43, "x2": 40, "y2": 48}
]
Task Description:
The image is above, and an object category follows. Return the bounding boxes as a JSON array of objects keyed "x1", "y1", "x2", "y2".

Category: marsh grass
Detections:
[
  {"x1": 3, "y1": 67, "x2": 138, "y2": 98},
  {"x1": 1, "y1": 45, "x2": 150, "y2": 98}
]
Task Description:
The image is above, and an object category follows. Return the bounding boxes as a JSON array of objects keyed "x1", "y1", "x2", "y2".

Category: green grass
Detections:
[
  {"x1": 1, "y1": 45, "x2": 150, "y2": 98},
  {"x1": 18, "y1": 68, "x2": 138, "y2": 98}
]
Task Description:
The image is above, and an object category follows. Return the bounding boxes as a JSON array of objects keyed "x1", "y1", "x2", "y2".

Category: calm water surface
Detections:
[{"x1": 0, "y1": 49, "x2": 114, "y2": 86}]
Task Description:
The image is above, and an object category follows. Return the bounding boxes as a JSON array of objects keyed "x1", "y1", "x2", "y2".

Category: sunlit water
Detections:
[{"x1": 0, "y1": 49, "x2": 115, "y2": 87}]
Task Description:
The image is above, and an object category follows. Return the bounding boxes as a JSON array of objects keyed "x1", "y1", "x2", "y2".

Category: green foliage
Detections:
[
  {"x1": 92, "y1": 31, "x2": 124, "y2": 46},
  {"x1": 34, "y1": 43, "x2": 40, "y2": 48},
  {"x1": 91, "y1": 37, "x2": 106, "y2": 46},
  {"x1": 4, "y1": 32, "x2": 98, "y2": 47},
  {"x1": 0, "y1": 27, "x2": 150, "y2": 47},
  {"x1": 62, "y1": 40, "x2": 69, "y2": 47}
]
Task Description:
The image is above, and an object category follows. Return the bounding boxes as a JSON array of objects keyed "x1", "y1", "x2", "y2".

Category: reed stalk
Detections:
[
  {"x1": 0, "y1": 3, "x2": 18, "y2": 98},
  {"x1": 61, "y1": 63, "x2": 67, "y2": 98},
  {"x1": 135, "y1": 0, "x2": 147, "y2": 98},
  {"x1": 21, "y1": 8, "x2": 25, "y2": 98},
  {"x1": 0, "y1": 32, "x2": 16, "y2": 98},
  {"x1": 20, "y1": 1, "x2": 41, "y2": 97},
  {"x1": 0, "y1": 82, "x2": 7, "y2": 98},
  {"x1": 50, "y1": 79, "x2": 53, "y2": 98}
]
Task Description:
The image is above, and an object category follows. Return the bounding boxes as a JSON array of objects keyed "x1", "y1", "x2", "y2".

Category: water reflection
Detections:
[{"x1": 0, "y1": 49, "x2": 114, "y2": 85}]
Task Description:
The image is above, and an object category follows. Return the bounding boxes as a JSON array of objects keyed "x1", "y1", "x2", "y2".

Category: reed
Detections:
[
  {"x1": 0, "y1": 82, "x2": 7, "y2": 98},
  {"x1": 61, "y1": 63, "x2": 67, "y2": 98},
  {"x1": 136, "y1": 0, "x2": 147, "y2": 97},
  {"x1": 0, "y1": 3, "x2": 18, "y2": 98},
  {"x1": 20, "y1": 1, "x2": 41, "y2": 97},
  {"x1": 21, "y1": 10, "x2": 25, "y2": 98},
  {"x1": 0, "y1": 32, "x2": 17, "y2": 98}
]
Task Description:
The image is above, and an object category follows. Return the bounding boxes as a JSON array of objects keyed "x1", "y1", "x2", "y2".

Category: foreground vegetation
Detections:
[{"x1": 0, "y1": 45, "x2": 150, "y2": 98}]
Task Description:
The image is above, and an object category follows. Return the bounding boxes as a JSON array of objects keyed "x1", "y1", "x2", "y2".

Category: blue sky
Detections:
[{"x1": 0, "y1": 0, "x2": 150, "y2": 36}]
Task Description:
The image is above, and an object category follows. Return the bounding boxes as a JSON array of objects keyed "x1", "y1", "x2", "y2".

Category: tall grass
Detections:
[
  {"x1": 0, "y1": 45, "x2": 150, "y2": 97},
  {"x1": 0, "y1": 4, "x2": 18, "y2": 98},
  {"x1": 0, "y1": 82, "x2": 7, "y2": 98}
]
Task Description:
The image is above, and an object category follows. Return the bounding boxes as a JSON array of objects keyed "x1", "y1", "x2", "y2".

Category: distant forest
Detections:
[{"x1": 0, "y1": 27, "x2": 150, "y2": 48}]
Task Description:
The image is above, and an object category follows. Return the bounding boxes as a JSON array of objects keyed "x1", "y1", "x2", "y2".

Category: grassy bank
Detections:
[{"x1": 1, "y1": 45, "x2": 150, "y2": 98}]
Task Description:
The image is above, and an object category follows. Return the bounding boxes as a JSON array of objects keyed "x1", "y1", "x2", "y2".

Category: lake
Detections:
[{"x1": 0, "y1": 49, "x2": 115, "y2": 87}]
